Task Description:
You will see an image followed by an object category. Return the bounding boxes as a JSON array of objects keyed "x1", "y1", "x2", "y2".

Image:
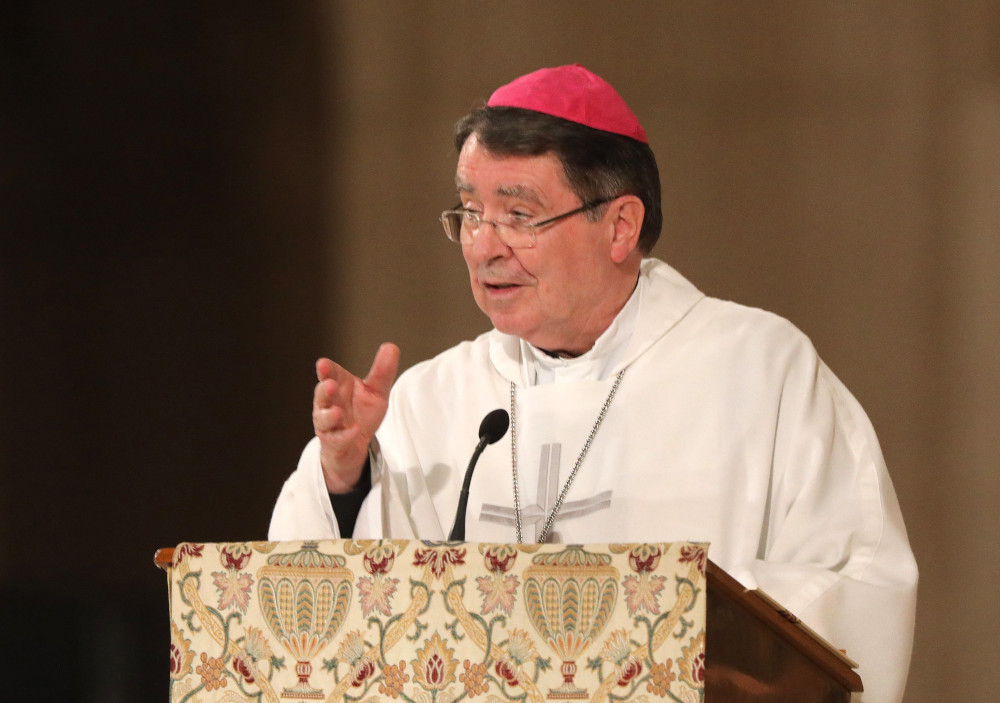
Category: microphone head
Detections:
[{"x1": 478, "y1": 408, "x2": 510, "y2": 445}]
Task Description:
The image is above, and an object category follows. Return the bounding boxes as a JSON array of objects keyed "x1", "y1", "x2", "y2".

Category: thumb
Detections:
[{"x1": 364, "y1": 343, "x2": 400, "y2": 398}]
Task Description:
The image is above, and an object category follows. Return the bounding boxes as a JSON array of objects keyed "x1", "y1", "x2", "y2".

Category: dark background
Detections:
[{"x1": 1, "y1": 5, "x2": 329, "y2": 699}]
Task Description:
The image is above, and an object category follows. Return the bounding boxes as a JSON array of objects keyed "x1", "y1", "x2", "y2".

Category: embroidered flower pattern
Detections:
[
  {"x1": 600, "y1": 628, "x2": 644, "y2": 686},
  {"x1": 495, "y1": 659, "x2": 519, "y2": 688},
  {"x1": 505, "y1": 628, "x2": 537, "y2": 665},
  {"x1": 232, "y1": 653, "x2": 256, "y2": 685},
  {"x1": 231, "y1": 625, "x2": 272, "y2": 684},
  {"x1": 169, "y1": 622, "x2": 194, "y2": 681},
  {"x1": 677, "y1": 632, "x2": 706, "y2": 689},
  {"x1": 601, "y1": 628, "x2": 632, "y2": 664},
  {"x1": 476, "y1": 572, "x2": 520, "y2": 615},
  {"x1": 173, "y1": 542, "x2": 204, "y2": 566},
  {"x1": 167, "y1": 541, "x2": 707, "y2": 700},
  {"x1": 353, "y1": 543, "x2": 401, "y2": 616},
  {"x1": 623, "y1": 572, "x2": 667, "y2": 615},
  {"x1": 628, "y1": 545, "x2": 662, "y2": 573},
  {"x1": 212, "y1": 569, "x2": 253, "y2": 613},
  {"x1": 413, "y1": 546, "x2": 466, "y2": 579},
  {"x1": 352, "y1": 658, "x2": 376, "y2": 687},
  {"x1": 220, "y1": 543, "x2": 252, "y2": 570},
  {"x1": 482, "y1": 544, "x2": 518, "y2": 573},
  {"x1": 679, "y1": 544, "x2": 707, "y2": 576},
  {"x1": 335, "y1": 630, "x2": 377, "y2": 686},
  {"x1": 364, "y1": 543, "x2": 398, "y2": 575},
  {"x1": 412, "y1": 633, "x2": 458, "y2": 691},
  {"x1": 336, "y1": 631, "x2": 366, "y2": 666},
  {"x1": 242, "y1": 625, "x2": 273, "y2": 663},
  {"x1": 358, "y1": 573, "x2": 399, "y2": 616},
  {"x1": 617, "y1": 657, "x2": 643, "y2": 687}
]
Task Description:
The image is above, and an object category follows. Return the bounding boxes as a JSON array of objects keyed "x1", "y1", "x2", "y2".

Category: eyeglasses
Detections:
[{"x1": 439, "y1": 196, "x2": 618, "y2": 249}]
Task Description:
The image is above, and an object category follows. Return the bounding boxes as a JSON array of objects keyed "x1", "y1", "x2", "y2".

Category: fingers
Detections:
[
  {"x1": 316, "y1": 357, "x2": 332, "y2": 381},
  {"x1": 312, "y1": 395, "x2": 344, "y2": 432},
  {"x1": 314, "y1": 356, "x2": 358, "y2": 408},
  {"x1": 316, "y1": 356, "x2": 347, "y2": 382},
  {"x1": 312, "y1": 343, "x2": 398, "y2": 433},
  {"x1": 364, "y1": 343, "x2": 400, "y2": 399},
  {"x1": 313, "y1": 359, "x2": 351, "y2": 430},
  {"x1": 313, "y1": 377, "x2": 334, "y2": 408},
  {"x1": 310, "y1": 346, "x2": 397, "y2": 492}
]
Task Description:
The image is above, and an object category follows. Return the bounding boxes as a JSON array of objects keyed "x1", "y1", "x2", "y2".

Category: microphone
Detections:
[{"x1": 448, "y1": 409, "x2": 510, "y2": 541}]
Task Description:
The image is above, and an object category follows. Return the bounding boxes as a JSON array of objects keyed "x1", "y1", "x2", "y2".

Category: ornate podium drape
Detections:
[{"x1": 165, "y1": 540, "x2": 708, "y2": 702}]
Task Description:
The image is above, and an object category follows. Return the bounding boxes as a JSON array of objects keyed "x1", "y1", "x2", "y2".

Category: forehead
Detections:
[{"x1": 455, "y1": 135, "x2": 571, "y2": 203}]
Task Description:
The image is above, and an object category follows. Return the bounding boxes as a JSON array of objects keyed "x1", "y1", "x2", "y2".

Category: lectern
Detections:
[{"x1": 155, "y1": 541, "x2": 860, "y2": 702}]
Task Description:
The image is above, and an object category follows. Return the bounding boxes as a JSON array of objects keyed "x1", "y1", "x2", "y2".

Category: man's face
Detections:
[{"x1": 455, "y1": 134, "x2": 620, "y2": 355}]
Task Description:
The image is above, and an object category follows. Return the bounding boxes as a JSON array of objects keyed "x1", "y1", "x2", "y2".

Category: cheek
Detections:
[
  {"x1": 538, "y1": 260, "x2": 598, "y2": 314},
  {"x1": 536, "y1": 260, "x2": 573, "y2": 296},
  {"x1": 462, "y1": 249, "x2": 482, "y2": 287}
]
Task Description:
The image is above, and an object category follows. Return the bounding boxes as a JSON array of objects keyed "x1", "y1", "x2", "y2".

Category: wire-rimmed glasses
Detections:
[{"x1": 439, "y1": 196, "x2": 618, "y2": 249}]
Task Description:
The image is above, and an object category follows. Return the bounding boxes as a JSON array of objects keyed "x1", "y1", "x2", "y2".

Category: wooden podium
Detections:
[
  {"x1": 704, "y1": 561, "x2": 861, "y2": 702},
  {"x1": 156, "y1": 542, "x2": 860, "y2": 702}
]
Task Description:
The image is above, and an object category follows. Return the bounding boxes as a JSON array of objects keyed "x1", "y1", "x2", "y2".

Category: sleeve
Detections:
[
  {"x1": 327, "y1": 459, "x2": 372, "y2": 537},
  {"x1": 268, "y1": 437, "x2": 342, "y2": 540},
  {"x1": 269, "y1": 437, "x2": 389, "y2": 540},
  {"x1": 727, "y1": 343, "x2": 918, "y2": 703}
]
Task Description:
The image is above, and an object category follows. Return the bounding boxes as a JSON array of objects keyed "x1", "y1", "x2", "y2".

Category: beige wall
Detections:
[{"x1": 318, "y1": 3, "x2": 1000, "y2": 701}]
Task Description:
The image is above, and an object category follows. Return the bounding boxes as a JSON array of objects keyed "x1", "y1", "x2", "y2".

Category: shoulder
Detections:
[
  {"x1": 679, "y1": 293, "x2": 820, "y2": 370},
  {"x1": 643, "y1": 258, "x2": 811, "y2": 347},
  {"x1": 380, "y1": 331, "x2": 507, "y2": 439},
  {"x1": 690, "y1": 299, "x2": 867, "y2": 425},
  {"x1": 639, "y1": 258, "x2": 810, "y2": 354},
  {"x1": 392, "y1": 330, "x2": 497, "y2": 392},
  {"x1": 704, "y1": 297, "x2": 810, "y2": 342}
]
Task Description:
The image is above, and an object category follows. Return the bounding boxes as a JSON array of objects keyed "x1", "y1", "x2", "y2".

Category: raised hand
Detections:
[{"x1": 312, "y1": 343, "x2": 400, "y2": 492}]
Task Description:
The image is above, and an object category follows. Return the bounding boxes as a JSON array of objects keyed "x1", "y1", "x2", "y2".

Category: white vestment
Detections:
[{"x1": 270, "y1": 258, "x2": 917, "y2": 703}]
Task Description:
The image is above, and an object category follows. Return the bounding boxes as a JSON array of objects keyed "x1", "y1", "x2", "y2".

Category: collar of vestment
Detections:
[
  {"x1": 520, "y1": 279, "x2": 641, "y2": 386},
  {"x1": 489, "y1": 258, "x2": 706, "y2": 387}
]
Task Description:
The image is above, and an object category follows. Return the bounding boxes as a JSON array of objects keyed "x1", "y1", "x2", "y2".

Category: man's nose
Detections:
[{"x1": 467, "y1": 220, "x2": 511, "y2": 257}]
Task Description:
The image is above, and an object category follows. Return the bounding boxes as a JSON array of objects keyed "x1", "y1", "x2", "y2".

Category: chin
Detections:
[{"x1": 484, "y1": 312, "x2": 536, "y2": 341}]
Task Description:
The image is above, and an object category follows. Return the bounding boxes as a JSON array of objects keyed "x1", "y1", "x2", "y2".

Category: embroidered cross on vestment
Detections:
[{"x1": 479, "y1": 443, "x2": 613, "y2": 542}]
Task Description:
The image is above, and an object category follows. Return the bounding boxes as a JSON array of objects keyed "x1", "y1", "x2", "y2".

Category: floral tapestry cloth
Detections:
[{"x1": 167, "y1": 540, "x2": 708, "y2": 703}]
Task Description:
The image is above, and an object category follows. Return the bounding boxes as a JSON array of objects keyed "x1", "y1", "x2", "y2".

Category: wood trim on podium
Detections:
[
  {"x1": 155, "y1": 547, "x2": 174, "y2": 570},
  {"x1": 706, "y1": 560, "x2": 862, "y2": 695}
]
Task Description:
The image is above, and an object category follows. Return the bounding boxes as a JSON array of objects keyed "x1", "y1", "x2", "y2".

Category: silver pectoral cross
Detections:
[{"x1": 479, "y1": 443, "x2": 613, "y2": 542}]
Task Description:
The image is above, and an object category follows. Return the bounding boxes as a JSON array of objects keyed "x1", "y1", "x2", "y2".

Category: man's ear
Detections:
[{"x1": 608, "y1": 196, "x2": 645, "y2": 264}]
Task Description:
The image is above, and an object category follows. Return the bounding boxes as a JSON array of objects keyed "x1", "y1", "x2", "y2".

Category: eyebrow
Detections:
[
  {"x1": 495, "y1": 184, "x2": 543, "y2": 204},
  {"x1": 454, "y1": 180, "x2": 543, "y2": 206}
]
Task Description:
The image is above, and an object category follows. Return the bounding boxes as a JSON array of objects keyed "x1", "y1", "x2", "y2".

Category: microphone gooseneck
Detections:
[{"x1": 449, "y1": 409, "x2": 510, "y2": 541}]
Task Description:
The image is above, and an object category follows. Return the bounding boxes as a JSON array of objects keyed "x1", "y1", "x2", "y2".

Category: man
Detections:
[{"x1": 270, "y1": 65, "x2": 916, "y2": 702}]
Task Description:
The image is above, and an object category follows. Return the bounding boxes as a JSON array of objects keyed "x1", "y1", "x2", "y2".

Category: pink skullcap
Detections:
[{"x1": 487, "y1": 64, "x2": 647, "y2": 144}]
